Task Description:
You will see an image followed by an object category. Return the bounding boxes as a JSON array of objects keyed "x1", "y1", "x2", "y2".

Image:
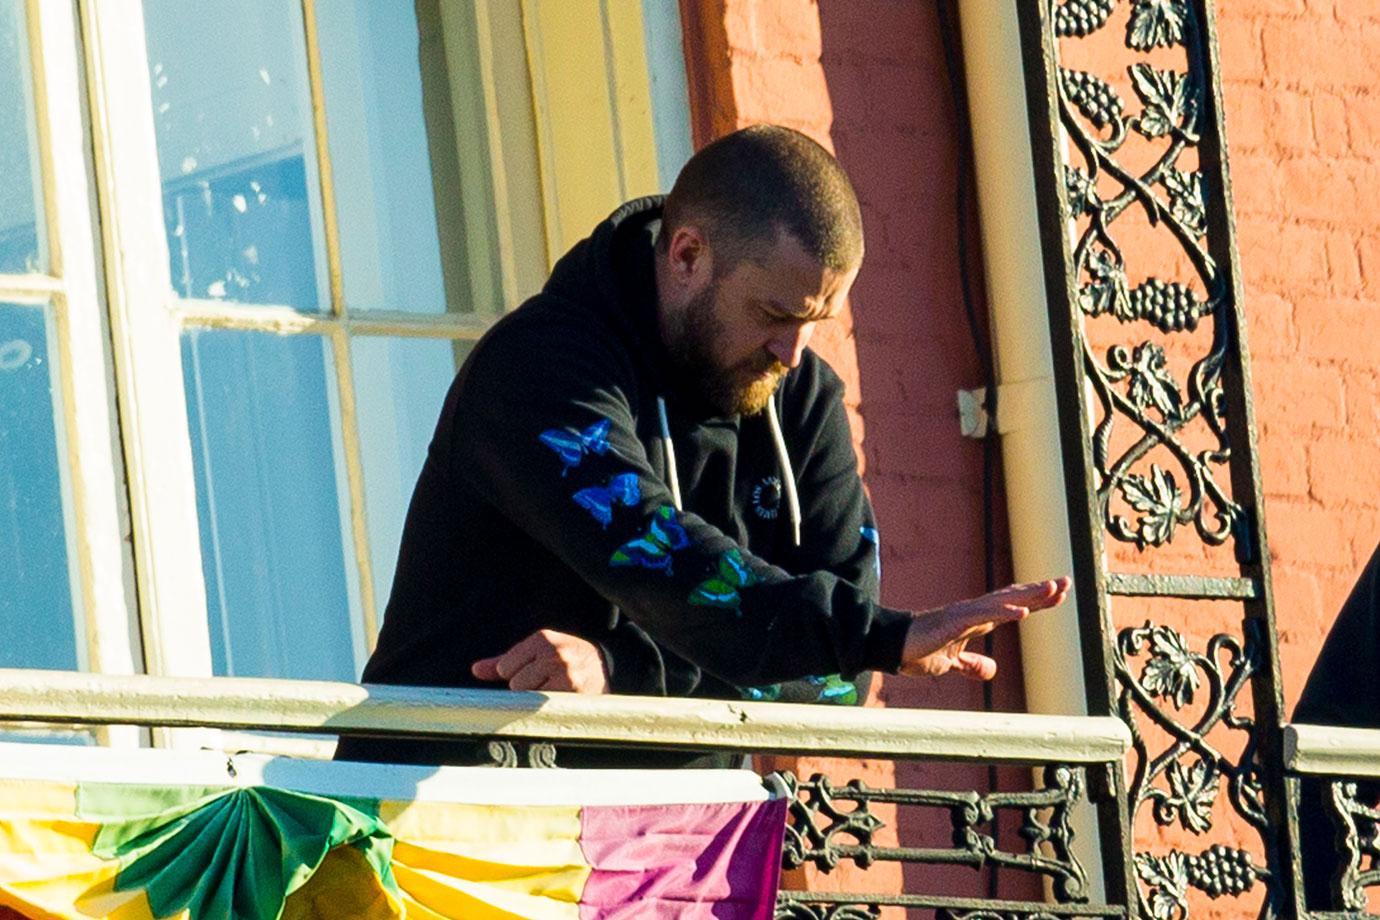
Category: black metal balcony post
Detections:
[{"x1": 1012, "y1": 1, "x2": 1304, "y2": 917}]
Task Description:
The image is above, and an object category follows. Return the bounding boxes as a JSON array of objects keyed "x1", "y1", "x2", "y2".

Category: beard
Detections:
[{"x1": 664, "y1": 284, "x2": 789, "y2": 416}]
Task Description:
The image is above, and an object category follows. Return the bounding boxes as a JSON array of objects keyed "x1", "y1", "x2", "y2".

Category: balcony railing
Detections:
[
  {"x1": 4, "y1": 669, "x2": 1380, "y2": 917},
  {"x1": 0, "y1": 667, "x2": 1133, "y2": 917}
]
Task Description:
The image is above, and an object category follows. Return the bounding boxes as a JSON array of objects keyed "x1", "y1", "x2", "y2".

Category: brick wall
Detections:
[
  {"x1": 682, "y1": 0, "x2": 1031, "y2": 907},
  {"x1": 1040, "y1": 3, "x2": 1380, "y2": 916},
  {"x1": 1218, "y1": 1, "x2": 1380, "y2": 712},
  {"x1": 680, "y1": 0, "x2": 1379, "y2": 911}
]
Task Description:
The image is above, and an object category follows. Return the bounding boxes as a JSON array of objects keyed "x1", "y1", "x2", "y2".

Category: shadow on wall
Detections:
[{"x1": 815, "y1": 0, "x2": 1037, "y2": 906}]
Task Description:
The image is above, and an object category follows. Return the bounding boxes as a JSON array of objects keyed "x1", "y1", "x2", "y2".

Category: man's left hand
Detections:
[{"x1": 471, "y1": 629, "x2": 611, "y2": 693}]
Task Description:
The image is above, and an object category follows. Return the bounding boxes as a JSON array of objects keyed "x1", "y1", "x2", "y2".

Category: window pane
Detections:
[
  {"x1": 352, "y1": 336, "x2": 469, "y2": 621},
  {"x1": 0, "y1": 0, "x2": 46, "y2": 274},
  {"x1": 182, "y1": 329, "x2": 360, "y2": 680},
  {"x1": 316, "y1": 2, "x2": 450, "y2": 316},
  {"x1": 0, "y1": 304, "x2": 81, "y2": 669},
  {"x1": 144, "y1": 0, "x2": 327, "y2": 311}
]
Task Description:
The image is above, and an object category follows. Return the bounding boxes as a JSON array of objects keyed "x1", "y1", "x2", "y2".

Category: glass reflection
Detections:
[
  {"x1": 0, "y1": 303, "x2": 81, "y2": 670},
  {"x1": 182, "y1": 328, "x2": 360, "y2": 680},
  {"x1": 144, "y1": 0, "x2": 327, "y2": 310},
  {"x1": 316, "y1": 1, "x2": 450, "y2": 315},
  {"x1": 0, "y1": 0, "x2": 46, "y2": 274},
  {"x1": 352, "y1": 336, "x2": 467, "y2": 622}
]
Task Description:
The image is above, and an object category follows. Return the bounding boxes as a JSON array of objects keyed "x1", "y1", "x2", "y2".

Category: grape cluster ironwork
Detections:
[{"x1": 1052, "y1": 0, "x2": 1242, "y2": 556}]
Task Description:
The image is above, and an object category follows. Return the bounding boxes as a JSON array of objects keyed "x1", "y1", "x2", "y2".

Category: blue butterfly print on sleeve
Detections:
[
  {"x1": 539, "y1": 418, "x2": 613, "y2": 475},
  {"x1": 610, "y1": 505, "x2": 690, "y2": 575},
  {"x1": 573, "y1": 472, "x2": 642, "y2": 528}
]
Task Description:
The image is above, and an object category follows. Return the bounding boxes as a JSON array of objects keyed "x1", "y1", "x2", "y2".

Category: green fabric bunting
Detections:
[{"x1": 79, "y1": 783, "x2": 397, "y2": 920}]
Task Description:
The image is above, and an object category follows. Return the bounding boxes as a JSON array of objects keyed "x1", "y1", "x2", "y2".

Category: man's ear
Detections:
[{"x1": 665, "y1": 224, "x2": 713, "y2": 289}]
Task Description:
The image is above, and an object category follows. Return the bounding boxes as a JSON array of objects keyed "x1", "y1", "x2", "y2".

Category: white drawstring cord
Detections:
[
  {"x1": 656, "y1": 396, "x2": 683, "y2": 510},
  {"x1": 765, "y1": 395, "x2": 802, "y2": 547},
  {"x1": 657, "y1": 393, "x2": 800, "y2": 547}
]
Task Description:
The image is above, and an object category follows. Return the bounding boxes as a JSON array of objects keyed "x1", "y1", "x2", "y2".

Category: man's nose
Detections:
[{"x1": 767, "y1": 322, "x2": 815, "y2": 368}]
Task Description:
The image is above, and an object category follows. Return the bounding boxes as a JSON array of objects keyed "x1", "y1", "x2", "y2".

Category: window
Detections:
[{"x1": 2, "y1": 0, "x2": 691, "y2": 739}]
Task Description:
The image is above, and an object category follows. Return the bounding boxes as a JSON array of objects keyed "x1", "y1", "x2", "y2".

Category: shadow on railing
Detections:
[
  {"x1": 1284, "y1": 723, "x2": 1380, "y2": 918},
  {"x1": 0, "y1": 668, "x2": 1136, "y2": 917}
]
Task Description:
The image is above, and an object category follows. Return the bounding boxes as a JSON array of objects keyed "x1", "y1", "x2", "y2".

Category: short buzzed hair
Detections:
[{"x1": 660, "y1": 124, "x2": 864, "y2": 273}]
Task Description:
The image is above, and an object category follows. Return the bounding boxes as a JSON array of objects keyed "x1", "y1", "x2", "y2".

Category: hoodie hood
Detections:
[{"x1": 544, "y1": 195, "x2": 670, "y2": 388}]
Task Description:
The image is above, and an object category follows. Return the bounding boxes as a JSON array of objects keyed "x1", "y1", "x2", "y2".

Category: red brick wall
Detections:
[
  {"x1": 1053, "y1": 4, "x2": 1380, "y2": 916},
  {"x1": 680, "y1": 0, "x2": 1380, "y2": 911},
  {"x1": 681, "y1": 0, "x2": 1032, "y2": 907},
  {"x1": 1218, "y1": 2, "x2": 1380, "y2": 714}
]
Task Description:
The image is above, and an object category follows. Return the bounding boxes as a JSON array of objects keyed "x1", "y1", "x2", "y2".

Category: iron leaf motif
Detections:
[
  {"x1": 1126, "y1": 343, "x2": 1183, "y2": 420},
  {"x1": 1065, "y1": 165, "x2": 1097, "y2": 219},
  {"x1": 1140, "y1": 625, "x2": 1200, "y2": 707},
  {"x1": 1127, "y1": 0, "x2": 1188, "y2": 50},
  {"x1": 1165, "y1": 757, "x2": 1219, "y2": 834},
  {"x1": 1081, "y1": 249, "x2": 1132, "y2": 319},
  {"x1": 1129, "y1": 64, "x2": 1191, "y2": 138},
  {"x1": 1136, "y1": 852, "x2": 1189, "y2": 920},
  {"x1": 1121, "y1": 464, "x2": 1183, "y2": 547}
]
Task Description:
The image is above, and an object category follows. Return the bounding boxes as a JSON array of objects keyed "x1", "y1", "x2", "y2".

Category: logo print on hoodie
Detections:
[
  {"x1": 539, "y1": 418, "x2": 612, "y2": 476},
  {"x1": 751, "y1": 475, "x2": 783, "y2": 520},
  {"x1": 610, "y1": 505, "x2": 689, "y2": 574}
]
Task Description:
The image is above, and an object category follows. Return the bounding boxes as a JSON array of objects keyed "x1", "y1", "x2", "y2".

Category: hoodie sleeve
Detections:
[
  {"x1": 446, "y1": 308, "x2": 912, "y2": 687},
  {"x1": 595, "y1": 615, "x2": 704, "y2": 697}
]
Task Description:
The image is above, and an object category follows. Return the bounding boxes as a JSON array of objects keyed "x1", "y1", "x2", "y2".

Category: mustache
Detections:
[{"x1": 747, "y1": 353, "x2": 789, "y2": 377}]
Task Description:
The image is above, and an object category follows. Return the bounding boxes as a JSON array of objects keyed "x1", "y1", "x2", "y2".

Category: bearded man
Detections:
[{"x1": 336, "y1": 125, "x2": 1068, "y2": 768}]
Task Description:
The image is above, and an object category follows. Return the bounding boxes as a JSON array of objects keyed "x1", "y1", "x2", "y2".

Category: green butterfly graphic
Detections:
[
  {"x1": 609, "y1": 505, "x2": 689, "y2": 574},
  {"x1": 688, "y1": 548, "x2": 759, "y2": 610},
  {"x1": 809, "y1": 673, "x2": 859, "y2": 705},
  {"x1": 739, "y1": 675, "x2": 856, "y2": 705}
]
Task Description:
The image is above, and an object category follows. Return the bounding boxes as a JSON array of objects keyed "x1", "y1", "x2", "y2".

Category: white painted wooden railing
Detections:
[
  {"x1": 0, "y1": 668, "x2": 1131, "y2": 763},
  {"x1": 1284, "y1": 723, "x2": 1380, "y2": 779}
]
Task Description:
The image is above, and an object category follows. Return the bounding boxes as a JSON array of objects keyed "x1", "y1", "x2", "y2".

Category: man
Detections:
[{"x1": 336, "y1": 125, "x2": 1068, "y2": 766}]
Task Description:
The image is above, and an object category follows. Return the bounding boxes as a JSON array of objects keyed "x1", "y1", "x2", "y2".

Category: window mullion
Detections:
[
  {"x1": 301, "y1": 0, "x2": 378, "y2": 653},
  {"x1": 327, "y1": 326, "x2": 377, "y2": 658}
]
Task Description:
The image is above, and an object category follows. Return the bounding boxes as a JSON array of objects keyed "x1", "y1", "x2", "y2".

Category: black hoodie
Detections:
[{"x1": 336, "y1": 198, "x2": 913, "y2": 766}]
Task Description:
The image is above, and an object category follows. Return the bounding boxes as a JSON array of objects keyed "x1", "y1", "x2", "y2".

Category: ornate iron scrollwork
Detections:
[
  {"x1": 777, "y1": 765, "x2": 1090, "y2": 902},
  {"x1": 774, "y1": 901, "x2": 880, "y2": 920},
  {"x1": 937, "y1": 912, "x2": 1109, "y2": 920},
  {"x1": 484, "y1": 740, "x2": 559, "y2": 768},
  {"x1": 1025, "y1": 0, "x2": 1299, "y2": 916},
  {"x1": 1328, "y1": 780, "x2": 1380, "y2": 912},
  {"x1": 1115, "y1": 620, "x2": 1276, "y2": 917},
  {"x1": 1050, "y1": 0, "x2": 1242, "y2": 554}
]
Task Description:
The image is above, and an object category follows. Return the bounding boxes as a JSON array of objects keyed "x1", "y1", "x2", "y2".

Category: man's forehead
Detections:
[{"x1": 746, "y1": 289, "x2": 846, "y2": 323}]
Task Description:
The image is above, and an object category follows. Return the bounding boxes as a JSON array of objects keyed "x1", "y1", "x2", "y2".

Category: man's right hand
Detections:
[
  {"x1": 898, "y1": 577, "x2": 1071, "y2": 680},
  {"x1": 471, "y1": 629, "x2": 611, "y2": 693}
]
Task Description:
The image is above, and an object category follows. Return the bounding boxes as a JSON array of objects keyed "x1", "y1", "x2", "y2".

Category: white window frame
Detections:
[
  {"x1": 6, "y1": 0, "x2": 692, "y2": 751},
  {"x1": 0, "y1": 0, "x2": 142, "y2": 746}
]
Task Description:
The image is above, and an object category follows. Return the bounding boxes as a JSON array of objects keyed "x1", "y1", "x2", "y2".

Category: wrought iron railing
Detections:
[{"x1": 1017, "y1": 2, "x2": 1380, "y2": 918}]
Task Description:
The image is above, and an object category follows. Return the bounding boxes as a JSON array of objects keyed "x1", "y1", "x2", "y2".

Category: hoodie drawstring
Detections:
[
  {"x1": 656, "y1": 397, "x2": 684, "y2": 511},
  {"x1": 656, "y1": 395, "x2": 801, "y2": 547},
  {"x1": 765, "y1": 394, "x2": 802, "y2": 548}
]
